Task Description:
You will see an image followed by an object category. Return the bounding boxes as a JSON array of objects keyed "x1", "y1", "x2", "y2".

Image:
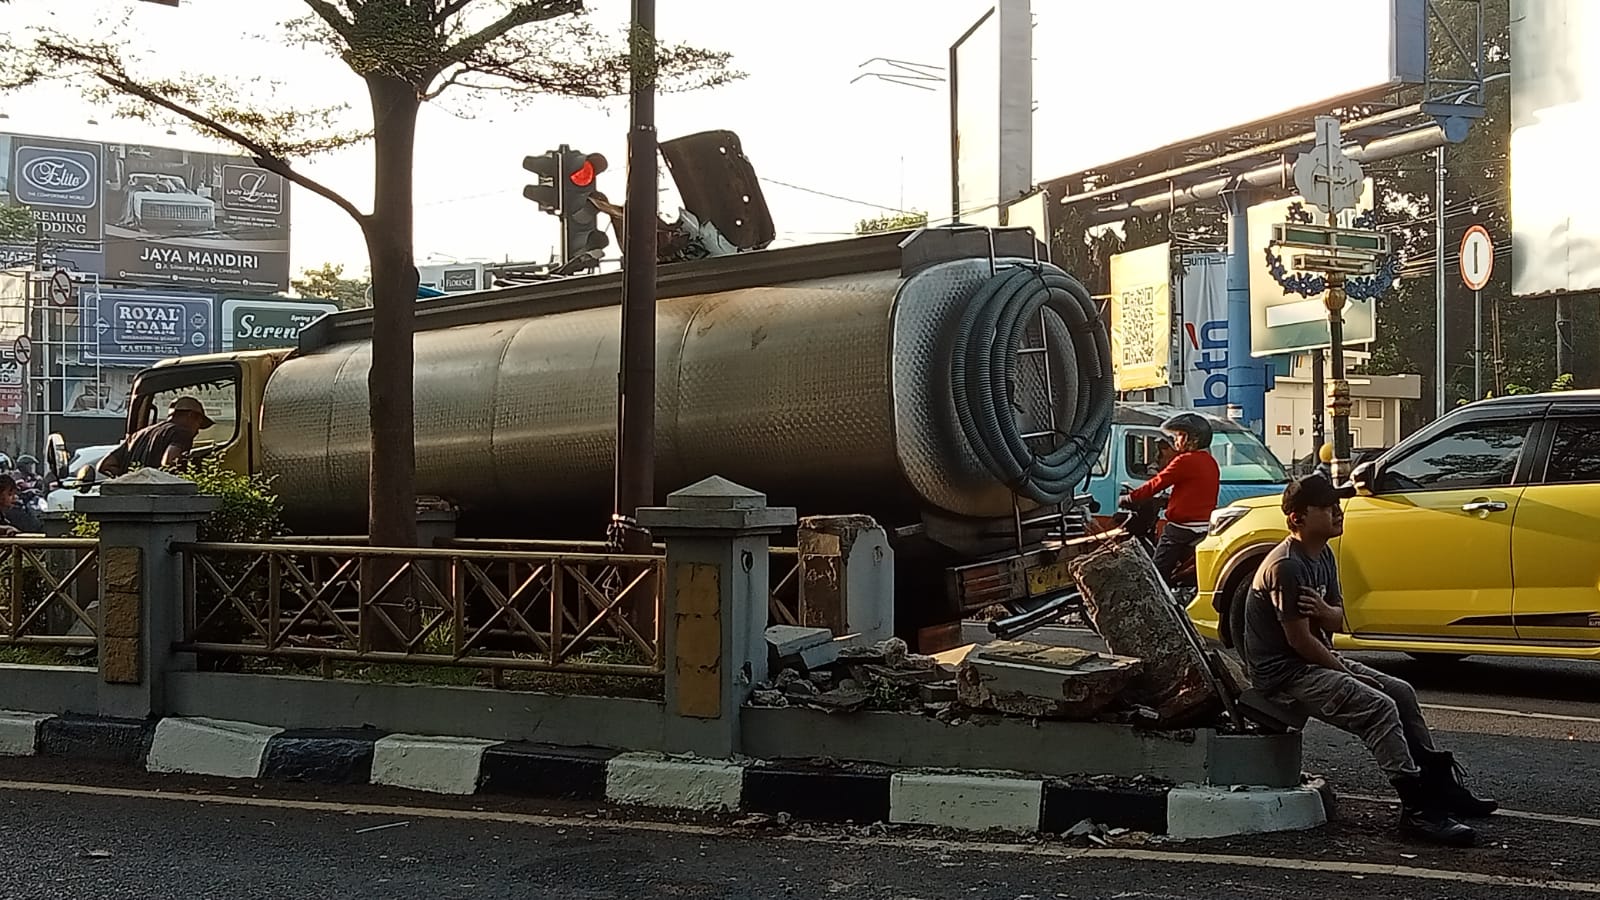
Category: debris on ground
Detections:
[
  {"x1": 955, "y1": 641, "x2": 1142, "y2": 719},
  {"x1": 1069, "y1": 541, "x2": 1221, "y2": 725}
]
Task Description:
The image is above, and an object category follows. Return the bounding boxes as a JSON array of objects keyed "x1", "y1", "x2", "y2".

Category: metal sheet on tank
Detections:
[
  {"x1": 263, "y1": 271, "x2": 911, "y2": 522},
  {"x1": 889, "y1": 258, "x2": 1079, "y2": 519}
]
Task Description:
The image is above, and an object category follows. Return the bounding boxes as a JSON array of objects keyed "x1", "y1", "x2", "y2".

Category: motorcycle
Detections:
[{"x1": 985, "y1": 487, "x2": 1197, "y2": 641}]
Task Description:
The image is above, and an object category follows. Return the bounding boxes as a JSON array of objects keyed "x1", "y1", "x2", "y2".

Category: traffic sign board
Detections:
[
  {"x1": 1460, "y1": 225, "x2": 1493, "y2": 290},
  {"x1": 1293, "y1": 117, "x2": 1366, "y2": 215},
  {"x1": 48, "y1": 269, "x2": 74, "y2": 308},
  {"x1": 12, "y1": 336, "x2": 31, "y2": 366}
]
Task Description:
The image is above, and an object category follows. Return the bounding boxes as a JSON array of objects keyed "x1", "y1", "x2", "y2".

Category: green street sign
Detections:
[
  {"x1": 221, "y1": 298, "x2": 338, "y2": 351},
  {"x1": 1272, "y1": 223, "x2": 1389, "y2": 255}
]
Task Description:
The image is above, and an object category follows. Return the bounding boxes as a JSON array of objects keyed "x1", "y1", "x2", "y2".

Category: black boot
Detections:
[
  {"x1": 1419, "y1": 749, "x2": 1499, "y2": 818},
  {"x1": 1392, "y1": 774, "x2": 1475, "y2": 847}
]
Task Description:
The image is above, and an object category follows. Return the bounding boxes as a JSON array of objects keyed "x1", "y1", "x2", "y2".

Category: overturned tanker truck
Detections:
[{"x1": 119, "y1": 227, "x2": 1116, "y2": 646}]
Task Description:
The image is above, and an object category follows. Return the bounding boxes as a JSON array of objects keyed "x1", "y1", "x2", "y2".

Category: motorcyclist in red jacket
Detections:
[{"x1": 1121, "y1": 412, "x2": 1221, "y2": 583}]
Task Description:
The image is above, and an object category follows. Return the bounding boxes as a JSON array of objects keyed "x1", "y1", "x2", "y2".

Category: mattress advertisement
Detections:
[
  {"x1": 82, "y1": 286, "x2": 214, "y2": 365},
  {"x1": 0, "y1": 132, "x2": 291, "y2": 291}
]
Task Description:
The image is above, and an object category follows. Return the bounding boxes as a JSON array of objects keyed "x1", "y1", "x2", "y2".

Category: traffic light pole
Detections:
[
  {"x1": 555, "y1": 143, "x2": 571, "y2": 265},
  {"x1": 611, "y1": 0, "x2": 658, "y2": 553}
]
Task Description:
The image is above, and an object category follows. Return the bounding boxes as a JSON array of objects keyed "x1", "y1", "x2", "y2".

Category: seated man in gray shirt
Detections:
[{"x1": 1243, "y1": 474, "x2": 1496, "y2": 847}]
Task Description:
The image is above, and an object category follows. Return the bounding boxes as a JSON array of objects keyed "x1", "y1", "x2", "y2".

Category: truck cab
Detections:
[
  {"x1": 1087, "y1": 403, "x2": 1289, "y2": 523},
  {"x1": 51, "y1": 350, "x2": 287, "y2": 506}
]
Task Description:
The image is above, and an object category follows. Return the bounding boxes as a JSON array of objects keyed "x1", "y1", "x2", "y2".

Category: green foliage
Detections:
[
  {"x1": 0, "y1": 204, "x2": 35, "y2": 244},
  {"x1": 855, "y1": 211, "x2": 929, "y2": 235},
  {"x1": 71, "y1": 457, "x2": 284, "y2": 543},
  {"x1": 292, "y1": 262, "x2": 370, "y2": 310}
]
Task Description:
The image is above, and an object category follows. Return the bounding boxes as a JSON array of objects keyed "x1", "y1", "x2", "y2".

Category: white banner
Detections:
[{"x1": 1510, "y1": 0, "x2": 1600, "y2": 296}]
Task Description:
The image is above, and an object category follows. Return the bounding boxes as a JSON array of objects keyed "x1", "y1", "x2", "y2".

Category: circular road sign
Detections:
[
  {"x1": 1460, "y1": 225, "x2": 1494, "y2": 291},
  {"x1": 12, "y1": 336, "x2": 31, "y2": 366},
  {"x1": 48, "y1": 269, "x2": 75, "y2": 307}
]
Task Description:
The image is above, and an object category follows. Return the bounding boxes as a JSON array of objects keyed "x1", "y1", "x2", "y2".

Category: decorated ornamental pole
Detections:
[{"x1": 1266, "y1": 117, "x2": 1400, "y2": 484}]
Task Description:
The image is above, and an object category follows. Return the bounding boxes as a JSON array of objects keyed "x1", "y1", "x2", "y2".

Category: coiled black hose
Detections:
[{"x1": 948, "y1": 265, "x2": 1115, "y2": 505}]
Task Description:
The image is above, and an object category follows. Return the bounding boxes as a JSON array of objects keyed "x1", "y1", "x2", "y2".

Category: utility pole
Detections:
[
  {"x1": 610, "y1": 0, "x2": 658, "y2": 553},
  {"x1": 1310, "y1": 347, "x2": 1326, "y2": 458},
  {"x1": 1434, "y1": 145, "x2": 1446, "y2": 419},
  {"x1": 1555, "y1": 297, "x2": 1572, "y2": 378}
]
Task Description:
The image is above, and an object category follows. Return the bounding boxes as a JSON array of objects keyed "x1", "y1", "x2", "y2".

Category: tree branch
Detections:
[
  {"x1": 92, "y1": 67, "x2": 369, "y2": 227},
  {"x1": 303, "y1": 0, "x2": 357, "y2": 40},
  {"x1": 435, "y1": 0, "x2": 474, "y2": 22},
  {"x1": 439, "y1": 0, "x2": 580, "y2": 69}
]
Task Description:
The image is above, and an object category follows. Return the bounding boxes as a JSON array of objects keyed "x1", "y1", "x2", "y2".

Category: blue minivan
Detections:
[{"x1": 1085, "y1": 403, "x2": 1290, "y2": 521}]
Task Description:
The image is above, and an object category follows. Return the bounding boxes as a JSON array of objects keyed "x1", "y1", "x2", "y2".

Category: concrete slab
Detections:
[
  {"x1": 605, "y1": 753, "x2": 744, "y2": 812},
  {"x1": 371, "y1": 733, "x2": 497, "y2": 795},
  {"x1": 765, "y1": 626, "x2": 832, "y2": 657},
  {"x1": 147, "y1": 717, "x2": 284, "y2": 779},
  {"x1": 889, "y1": 773, "x2": 1043, "y2": 832},
  {"x1": 1166, "y1": 784, "x2": 1328, "y2": 839},
  {"x1": 0, "y1": 711, "x2": 50, "y2": 756}
]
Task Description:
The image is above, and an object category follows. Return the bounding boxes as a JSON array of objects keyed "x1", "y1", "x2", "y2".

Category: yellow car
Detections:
[{"x1": 1187, "y1": 391, "x2": 1600, "y2": 662}]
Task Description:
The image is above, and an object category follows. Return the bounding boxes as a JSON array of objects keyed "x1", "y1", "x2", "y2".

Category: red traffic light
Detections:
[{"x1": 567, "y1": 152, "x2": 607, "y2": 188}]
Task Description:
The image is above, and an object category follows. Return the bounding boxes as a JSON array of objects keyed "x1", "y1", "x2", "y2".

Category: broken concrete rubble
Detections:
[
  {"x1": 956, "y1": 641, "x2": 1143, "y2": 719},
  {"x1": 765, "y1": 625, "x2": 841, "y2": 672},
  {"x1": 1069, "y1": 541, "x2": 1220, "y2": 726}
]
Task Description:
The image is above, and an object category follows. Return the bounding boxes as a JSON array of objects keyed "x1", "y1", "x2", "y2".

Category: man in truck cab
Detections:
[
  {"x1": 97, "y1": 396, "x2": 214, "y2": 478},
  {"x1": 1243, "y1": 474, "x2": 1496, "y2": 846},
  {"x1": 1120, "y1": 412, "x2": 1220, "y2": 583}
]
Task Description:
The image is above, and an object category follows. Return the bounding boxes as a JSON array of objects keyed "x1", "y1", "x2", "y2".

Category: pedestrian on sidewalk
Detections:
[{"x1": 1240, "y1": 474, "x2": 1497, "y2": 846}]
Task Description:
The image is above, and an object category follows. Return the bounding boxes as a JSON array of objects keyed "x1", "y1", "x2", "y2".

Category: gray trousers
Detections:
[{"x1": 1272, "y1": 658, "x2": 1437, "y2": 780}]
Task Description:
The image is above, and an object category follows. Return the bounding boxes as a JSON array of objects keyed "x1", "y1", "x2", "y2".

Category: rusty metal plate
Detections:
[{"x1": 673, "y1": 562, "x2": 722, "y2": 719}]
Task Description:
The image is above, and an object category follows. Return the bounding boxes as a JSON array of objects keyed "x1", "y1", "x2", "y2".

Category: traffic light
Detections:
[{"x1": 522, "y1": 145, "x2": 610, "y2": 263}]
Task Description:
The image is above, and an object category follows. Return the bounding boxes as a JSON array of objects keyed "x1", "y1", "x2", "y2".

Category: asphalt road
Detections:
[{"x1": 0, "y1": 778, "x2": 1593, "y2": 899}]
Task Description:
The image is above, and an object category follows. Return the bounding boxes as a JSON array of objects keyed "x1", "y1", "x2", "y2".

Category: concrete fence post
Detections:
[
  {"x1": 638, "y1": 476, "x2": 796, "y2": 758},
  {"x1": 77, "y1": 469, "x2": 219, "y2": 720},
  {"x1": 797, "y1": 515, "x2": 895, "y2": 642}
]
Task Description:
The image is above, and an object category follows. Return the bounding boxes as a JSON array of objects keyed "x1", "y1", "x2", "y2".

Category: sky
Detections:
[{"x1": 0, "y1": 0, "x2": 1396, "y2": 280}]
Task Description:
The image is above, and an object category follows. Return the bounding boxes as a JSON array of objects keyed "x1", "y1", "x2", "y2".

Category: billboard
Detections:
[
  {"x1": 220, "y1": 297, "x2": 337, "y2": 351},
  {"x1": 63, "y1": 370, "x2": 137, "y2": 418},
  {"x1": 1510, "y1": 0, "x2": 1600, "y2": 296},
  {"x1": 1032, "y1": 0, "x2": 1422, "y2": 177},
  {"x1": 0, "y1": 132, "x2": 291, "y2": 291},
  {"x1": 82, "y1": 286, "x2": 213, "y2": 365},
  {"x1": 0, "y1": 333, "x2": 25, "y2": 426},
  {"x1": 418, "y1": 263, "x2": 486, "y2": 294},
  {"x1": 1247, "y1": 187, "x2": 1376, "y2": 357},
  {"x1": 1108, "y1": 242, "x2": 1172, "y2": 391}
]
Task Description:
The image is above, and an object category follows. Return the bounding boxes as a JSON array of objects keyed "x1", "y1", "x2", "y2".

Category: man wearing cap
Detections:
[
  {"x1": 97, "y1": 396, "x2": 215, "y2": 478},
  {"x1": 1242, "y1": 474, "x2": 1497, "y2": 846}
]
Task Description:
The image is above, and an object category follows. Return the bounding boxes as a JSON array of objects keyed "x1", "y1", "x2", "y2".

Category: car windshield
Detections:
[{"x1": 1210, "y1": 431, "x2": 1288, "y2": 483}]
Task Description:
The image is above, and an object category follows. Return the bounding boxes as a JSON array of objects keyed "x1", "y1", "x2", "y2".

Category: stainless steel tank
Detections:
[{"x1": 261, "y1": 244, "x2": 1104, "y2": 533}]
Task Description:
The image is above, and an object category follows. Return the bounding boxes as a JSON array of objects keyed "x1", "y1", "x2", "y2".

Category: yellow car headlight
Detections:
[{"x1": 1209, "y1": 505, "x2": 1251, "y2": 536}]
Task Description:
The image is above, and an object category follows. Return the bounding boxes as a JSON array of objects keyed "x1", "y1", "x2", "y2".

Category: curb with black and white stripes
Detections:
[{"x1": 0, "y1": 711, "x2": 1326, "y2": 839}]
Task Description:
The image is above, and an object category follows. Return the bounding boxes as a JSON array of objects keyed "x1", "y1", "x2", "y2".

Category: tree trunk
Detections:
[
  {"x1": 359, "y1": 75, "x2": 421, "y2": 652},
  {"x1": 362, "y1": 74, "x2": 420, "y2": 551}
]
